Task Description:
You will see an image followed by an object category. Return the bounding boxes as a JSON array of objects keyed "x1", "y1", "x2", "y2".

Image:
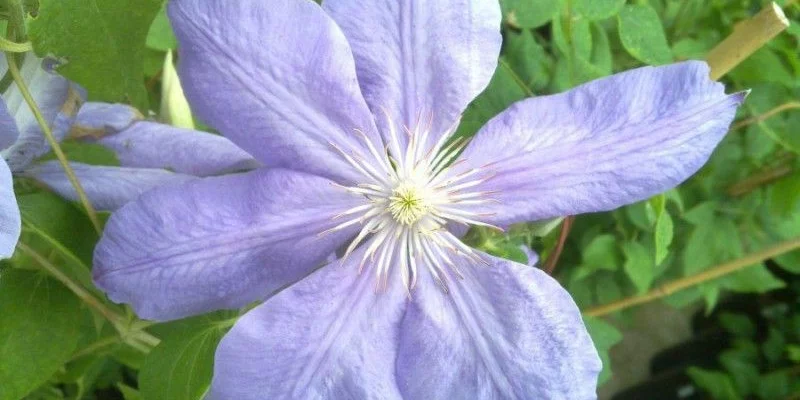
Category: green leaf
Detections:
[
  {"x1": 454, "y1": 62, "x2": 528, "y2": 140},
  {"x1": 739, "y1": 84, "x2": 800, "y2": 154},
  {"x1": 16, "y1": 192, "x2": 101, "y2": 296},
  {"x1": 654, "y1": 210, "x2": 673, "y2": 265},
  {"x1": 569, "y1": 23, "x2": 613, "y2": 86},
  {"x1": 573, "y1": 0, "x2": 625, "y2": 20},
  {"x1": 719, "y1": 348, "x2": 759, "y2": 395},
  {"x1": 582, "y1": 234, "x2": 620, "y2": 271},
  {"x1": 622, "y1": 240, "x2": 655, "y2": 293},
  {"x1": 617, "y1": 5, "x2": 673, "y2": 65},
  {"x1": 769, "y1": 173, "x2": 800, "y2": 217},
  {"x1": 551, "y1": 15, "x2": 608, "y2": 88},
  {"x1": 118, "y1": 383, "x2": 144, "y2": 400},
  {"x1": 0, "y1": 270, "x2": 82, "y2": 400},
  {"x1": 756, "y1": 371, "x2": 790, "y2": 400},
  {"x1": 684, "y1": 212, "x2": 784, "y2": 295},
  {"x1": 42, "y1": 141, "x2": 120, "y2": 166},
  {"x1": 500, "y1": 0, "x2": 560, "y2": 29},
  {"x1": 686, "y1": 367, "x2": 742, "y2": 400},
  {"x1": 527, "y1": 218, "x2": 564, "y2": 237},
  {"x1": 672, "y1": 36, "x2": 717, "y2": 60},
  {"x1": 146, "y1": 2, "x2": 177, "y2": 51},
  {"x1": 719, "y1": 313, "x2": 756, "y2": 338},
  {"x1": 786, "y1": 345, "x2": 800, "y2": 362},
  {"x1": 587, "y1": 23, "x2": 612, "y2": 76},
  {"x1": 594, "y1": 274, "x2": 622, "y2": 305},
  {"x1": 722, "y1": 263, "x2": 785, "y2": 294},
  {"x1": 583, "y1": 317, "x2": 622, "y2": 384},
  {"x1": 139, "y1": 312, "x2": 237, "y2": 400},
  {"x1": 624, "y1": 201, "x2": 654, "y2": 231},
  {"x1": 683, "y1": 202, "x2": 717, "y2": 225},
  {"x1": 18, "y1": 192, "x2": 99, "y2": 264},
  {"x1": 483, "y1": 240, "x2": 529, "y2": 265},
  {"x1": 729, "y1": 48, "x2": 795, "y2": 87},
  {"x1": 648, "y1": 193, "x2": 666, "y2": 217},
  {"x1": 28, "y1": 0, "x2": 163, "y2": 111},
  {"x1": 762, "y1": 328, "x2": 786, "y2": 364},
  {"x1": 503, "y1": 29, "x2": 553, "y2": 93}
]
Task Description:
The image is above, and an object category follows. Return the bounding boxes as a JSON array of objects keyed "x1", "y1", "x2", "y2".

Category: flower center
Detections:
[
  {"x1": 322, "y1": 110, "x2": 501, "y2": 292},
  {"x1": 388, "y1": 183, "x2": 429, "y2": 225}
]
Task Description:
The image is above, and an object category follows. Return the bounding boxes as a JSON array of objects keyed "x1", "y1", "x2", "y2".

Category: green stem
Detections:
[
  {"x1": 584, "y1": 236, "x2": 800, "y2": 316},
  {"x1": 68, "y1": 336, "x2": 121, "y2": 361},
  {"x1": 0, "y1": 35, "x2": 31, "y2": 52},
  {"x1": 498, "y1": 59, "x2": 534, "y2": 97},
  {"x1": 16, "y1": 242, "x2": 160, "y2": 352},
  {"x1": 5, "y1": 0, "x2": 25, "y2": 40},
  {"x1": 4, "y1": 19, "x2": 103, "y2": 234}
]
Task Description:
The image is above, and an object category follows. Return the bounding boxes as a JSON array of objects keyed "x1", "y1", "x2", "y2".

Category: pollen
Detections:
[{"x1": 388, "y1": 183, "x2": 429, "y2": 225}]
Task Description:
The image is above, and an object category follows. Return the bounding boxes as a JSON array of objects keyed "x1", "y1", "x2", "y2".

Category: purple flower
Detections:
[
  {"x1": 0, "y1": 53, "x2": 80, "y2": 258},
  {"x1": 25, "y1": 102, "x2": 259, "y2": 210},
  {"x1": 93, "y1": 0, "x2": 743, "y2": 398}
]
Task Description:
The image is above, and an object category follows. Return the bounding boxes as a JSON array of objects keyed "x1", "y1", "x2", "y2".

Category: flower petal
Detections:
[
  {"x1": 210, "y1": 246, "x2": 404, "y2": 400},
  {"x1": 458, "y1": 61, "x2": 744, "y2": 226},
  {"x1": 323, "y1": 0, "x2": 502, "y2": 150},
  {"x1": 70, "y1": 103, "x2": 258, "y2": 176},
  {"x1": 96, "y1": 121, "x2": 259, "y2": 176},
  {"x1": 0, "y1": 160, "x2": 20, "y2": 259},
  {"x1": 168, "y1": 0, "x2": 381, "y2": 183},
  {"x1": 93, "y1": 168, "x2": 362, "y2": 321},
  {"x1": 23, "y1": 161, "x2": 195, "y2": 211},
  {"x1": 1, "y1": 54, "x2": 81, "y2": 172},
  {"x1": 396, "y1": 252, "x2": 600, "y2": 399},
  {"x1": 0, "y1": 98, "x2": 19, "y2": 150},
  {"x1": 520, "y1": 244, "x2": 539, "y2": 267},
  {"x1": 71, "y1": 102, "x2": 143, "y2": 135}
]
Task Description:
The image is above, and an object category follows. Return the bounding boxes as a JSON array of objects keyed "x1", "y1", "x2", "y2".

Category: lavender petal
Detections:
[
  {"x1": 324, "y1": 0, "x2": 502, "y2": 150},
  {"x1": 458, "y1": 61, "x2": 745, "y2": 226},
  {"x1": 24, "y1": 161, "x2": 195, "y2": 211},
  {"x1": 93, "y1": 168, "x2": 362, "y2": 321},
  {"x1": 396, "y1": 251, "x2": 601, "y2": 399},
  {"x1": 0, "y1": 160, "x2": 20, "y2": 258},
  {"x1": 168, "y1": 0, "x2": 381, "y2": 184},
  {"x1": 210, "y1": 246, "x2": 404, "y2": 400}
]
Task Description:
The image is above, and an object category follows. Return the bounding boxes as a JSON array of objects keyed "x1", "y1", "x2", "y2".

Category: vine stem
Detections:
[
  {"x1": 3, "y1": 0, "x2": 102, "y2": 234},
  {"x1": 68, "y1": 336, "x2": 122, "y2": 362},
  {"x1": 0, "y1": 35, "x2": 31, "y2": 52},
  {"x1": 706, "y1": 2, "x2": 789, "y2": 80},
  {"x1": 731, "y1": 101, "x2": 800, "y2": 131},
  {"x1": 583, "y1": 236, "x2": 800, "y2": 317},
  {"x1": 727, "y1": 162, "x2": 793, "y2": 197},
  {"x1": 498, "y1": 58, "x2": 534, "y2": 97},
  {"x1": 543, "y1": 216, "x2": 574, "y2": 274},
  {"x1": 16, "y1": 242, "x2": 160, "y2": 352}
]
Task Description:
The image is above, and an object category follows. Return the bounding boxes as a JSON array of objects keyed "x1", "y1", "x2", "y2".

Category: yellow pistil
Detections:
[{"x1": 389, "y1": 184, "x2": 429, "y2": 225}]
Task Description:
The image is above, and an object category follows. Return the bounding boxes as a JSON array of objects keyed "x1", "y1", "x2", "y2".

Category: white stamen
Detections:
[{"x1": 327, "y1": 110, "x2": 498, "y2": 292}]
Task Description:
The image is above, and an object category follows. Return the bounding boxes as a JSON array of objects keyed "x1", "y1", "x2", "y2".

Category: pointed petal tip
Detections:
[{"x1": 734, "y1": 89, "x2": 752, "y2": 103}]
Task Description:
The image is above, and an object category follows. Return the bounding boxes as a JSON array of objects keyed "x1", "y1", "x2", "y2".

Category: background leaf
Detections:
[
  {"x1": 0, "y1": 270, "x2": 82, "y2": 400},
  {"x1": 139, "y1": 312, "x2": 236, "y2": 400},
  {"x1": 499, "y1": 0, "x2": 560, "y2": 29},
  {"x1": 28, "y1": 0, "x2": 163, "y2": 110},
  {"x1": 617, "y1": 4, "x2": 673, "y2": 65}
]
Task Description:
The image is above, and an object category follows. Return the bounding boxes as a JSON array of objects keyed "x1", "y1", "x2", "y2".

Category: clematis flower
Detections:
[
  {"x1": 25, "y1": 102, "x2": 259, "y2": 210},
  {"x1": 93, "y1": 0, "x2": 744, "y2": 398},
  {"x1": 0, "y1": 53, "x2": 81, "y2": 258}
]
